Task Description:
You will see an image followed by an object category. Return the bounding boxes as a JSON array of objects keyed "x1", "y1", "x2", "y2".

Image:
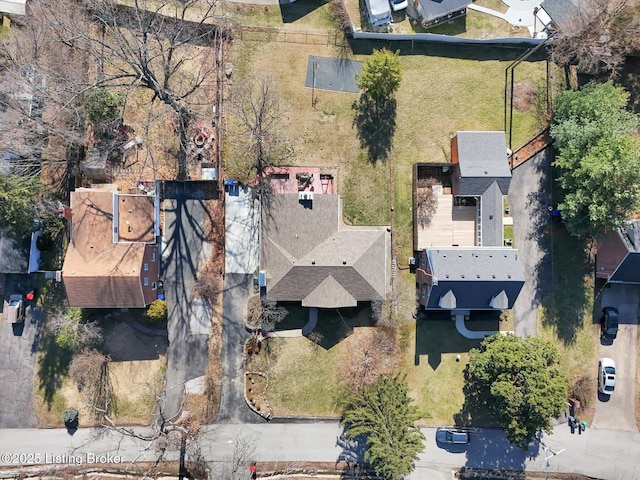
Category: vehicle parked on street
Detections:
[
  {"x1": 5, "y1": 294, "x2": 25, "y2": 324},
  {"x1": 436, "y1": 427, "x2": 469, "y2": 444},
  {"x1": 598, "y1": 357, "x2": 616, "y2": 395},
  {"x1": 600, "y1": 307, "x2": 619, "y2": 341}
]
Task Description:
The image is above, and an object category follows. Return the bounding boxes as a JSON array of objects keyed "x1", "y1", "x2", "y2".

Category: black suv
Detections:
[{"x1": 600, "y1": 307, "x2": 619, "y2": 341}]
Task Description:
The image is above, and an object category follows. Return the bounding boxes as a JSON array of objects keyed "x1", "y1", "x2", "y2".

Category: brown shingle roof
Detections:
[
  {"x1": 261, "y1": 194, "x2": 389, "y2": 308},
  {"x1": 62, "y1": 188, "x2": 155, "y2": 308}
]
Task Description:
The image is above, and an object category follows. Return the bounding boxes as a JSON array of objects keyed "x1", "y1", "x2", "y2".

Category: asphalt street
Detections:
[
  {"x1": 1, "y1": 423, "x2": 640, "y2": 479},
  {"x1": 509, "y1": 148, "x2": 553, "y2": 338},
  {"x1": 162, "y1": 190, "x2": 212, "y2": 419}
]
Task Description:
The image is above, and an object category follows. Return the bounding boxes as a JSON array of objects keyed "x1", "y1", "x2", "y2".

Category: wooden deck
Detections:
[{"x1": 417, "y1": 186, "x2": 476, "y2": 249}]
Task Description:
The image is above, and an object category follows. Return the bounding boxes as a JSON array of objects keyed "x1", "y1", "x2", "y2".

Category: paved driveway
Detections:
[
  {"x1": 509, "y1": 148, "x2": 553, "y2": 337},
  {"x1": 217, "y1": 188, "x2": 263, "y2": 423},
  {"x1": 592, "y1": 284, "x2": 639, "y2": 431},
  {"x1": 0, "y1": 297, "x2": 41, "y2": 428},
  {"x1": 162, "y1": 186, "x2": 213, "y2": 419}
]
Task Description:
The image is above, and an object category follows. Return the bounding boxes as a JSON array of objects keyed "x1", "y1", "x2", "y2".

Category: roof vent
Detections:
[
  {"x1": 312, "y1": 260, "x2": 316, "y2": 265},
  {"x1": 507, "y1": 274, "x2": 511, "y2": 278},
  {"x1": 476, "y1": 274, "x2": 480, "y2": 278},
  {"x1": 90, "y1": 244, "x2": 94, "y2": 249},
  {"x1": 342, "y1": 259, "x2": 347, "y2": 265},
  {"x1": 461, "y1": 274, "x2": 465, "y2": 278},
  {"x1": 492, "y1": 274, "x2": 496, "y2": 279}
]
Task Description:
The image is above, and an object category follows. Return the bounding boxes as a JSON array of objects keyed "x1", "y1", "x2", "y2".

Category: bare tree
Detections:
[
  {"x1": 338, "y1": 327, "x2": 400, "y2": 393},
  {"x1": 416, "y1": 178, "x2": 438, "y2": 229},
  {"x1": 247, "y1": 297, "x2": 289, "y2": 332},
  {"x1": 0, "y1": 0, "x2": 89, "y2": 182},
  {"x1": 226, "y1": 77, "x2": 292, "y2": 198},
  {"x1": 549, "y1": 0, "x2": 632, "y2": 77},
  {"x1": 69, "y1": 350, "x2": 116, "y2": 420},
  {"x1": 46, "y1": 309, "x2": 103, "y2": 351},
  {"x1": 5, "y1": 0, "x2": 229, "y2": 180},
  {"x1": 259, "y1": 299, "x2": 288, "y2": 332}
]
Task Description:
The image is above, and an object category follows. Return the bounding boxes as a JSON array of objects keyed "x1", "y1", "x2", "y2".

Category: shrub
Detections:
[
  {"x1": 61, "y1": 407, "x2": 79, "y2": 427},
  {"x1": 55, "y1": 324, "x2": 78, "y2": 351},
  {"x1": 570, "y1": 374, "x2": 593, "y2": 408},
  {"x1": 83, "y1": 88, "x2": 122, "y2": 127},
  {"x1": 144, "y1": 300, "x2": 168, "y2": 325}
]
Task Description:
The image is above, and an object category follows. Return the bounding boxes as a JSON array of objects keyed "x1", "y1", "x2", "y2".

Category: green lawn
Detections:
[
  {"x1": 537, "y1": 223, "x2": 599, "y2": 415},
  {"x1": 247, "y1": 337, "x2": 344, "y2": 417}
]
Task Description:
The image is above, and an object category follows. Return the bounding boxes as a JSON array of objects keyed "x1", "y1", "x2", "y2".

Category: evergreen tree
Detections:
[
  {"x1": 340, "y1": 375, "x2": 425, "y2": 479},
  {"x1": 356, "y1": 48, "x2": 402, "y2": 102}
]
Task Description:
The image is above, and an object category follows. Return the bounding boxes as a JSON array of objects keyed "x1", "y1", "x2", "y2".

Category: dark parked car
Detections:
[
  {"x1": 436, "y1": 427, "x2": 469, "y2": 444},
  {"x1": 600, "y1": 307, "x2": 619, "y2": 341}
]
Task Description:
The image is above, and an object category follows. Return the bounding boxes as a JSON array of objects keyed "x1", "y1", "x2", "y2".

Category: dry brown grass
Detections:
[{"x1": 35, "y1": 357, "x2": 165, "y2": 427}]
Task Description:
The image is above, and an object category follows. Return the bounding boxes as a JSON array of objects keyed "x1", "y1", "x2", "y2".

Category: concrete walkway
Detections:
[
  {"x1": 454, "y1": 313, "x2": 504, "y2": 339},
  {"x1": 469, "y1": 0, "x2": 543, "y2": 37}
]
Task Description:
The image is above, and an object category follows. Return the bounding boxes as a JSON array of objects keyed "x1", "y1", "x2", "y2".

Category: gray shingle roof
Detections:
[
  {"x1": 457, "y1": 131, "x2": 511, "y2": 180},
  {"x1": 429, "y1": 247, "x2": 523, "y2": 281},
  {"x1": 481, "y1": 181, "x2": 504, "y2": 247},
  {"x1": 423, "y1": 246, "x2": 524, "y2": 310},
  {"x1": 540, "y1": 0, "x2": 581, "y2": 25},
  {"x1": 261, "y1": 194, "x2": 389, "y2": 308}
]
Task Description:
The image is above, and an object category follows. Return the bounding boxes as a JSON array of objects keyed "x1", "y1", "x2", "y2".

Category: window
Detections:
[
  {"x1": 151, "y1": 252, "x2": 156, "y2": 262},
  {"x1": 152, "y1": 282, "x2": 157, "y2": 290},
  {"x1": 144, "y1": 263, "x2": 149, "y2": 271},
  {"x1": 144, "y1": 277, "x2": 149, "y2": 286}
]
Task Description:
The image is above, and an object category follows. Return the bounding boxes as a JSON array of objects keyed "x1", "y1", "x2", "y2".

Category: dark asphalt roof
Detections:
[{"x1": 418, "y1": 0, "x2": 471, "y2": 22}]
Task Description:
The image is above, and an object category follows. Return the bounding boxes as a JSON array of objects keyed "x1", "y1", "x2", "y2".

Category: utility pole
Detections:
[{"x1": 311, "y1": 61, "x2": 318, "y2": 108}]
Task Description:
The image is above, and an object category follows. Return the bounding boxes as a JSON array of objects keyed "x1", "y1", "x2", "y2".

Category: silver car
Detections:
[{"x1": 598, "y1": 357, "x2": 616, "y2": 395}]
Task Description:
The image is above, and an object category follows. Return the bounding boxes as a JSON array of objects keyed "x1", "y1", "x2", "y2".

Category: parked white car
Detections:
[{"x1": 598, "y1": 357, "x2": 616, "y2": 395}]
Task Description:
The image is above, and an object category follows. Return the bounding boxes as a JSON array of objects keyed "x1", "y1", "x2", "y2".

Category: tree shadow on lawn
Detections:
[
  {"x1": 538, "y1": 166, "x2": 593, "y2": 345},
  {"x1": 37, "y1": 332, "x2": 73, "y2": 408},
  {"x1": 278, "y1": 0, "x2": 327, "y2": 23},
  {"x1": 352, "y1": 94, "x2": 396, "y2": 163}
]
